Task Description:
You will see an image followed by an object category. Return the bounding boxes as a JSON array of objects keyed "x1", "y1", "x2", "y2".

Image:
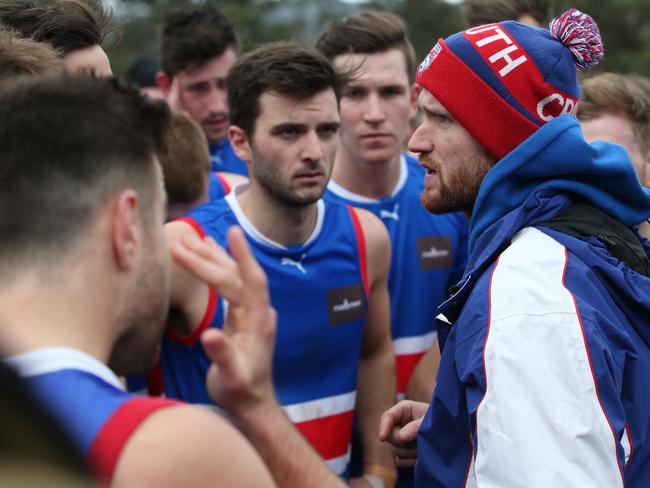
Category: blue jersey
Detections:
[
  {"x1": 208, "y1": 172, "x2": 232, "y2": 201},
  {"x1": 158, "y1": 194, "x2": 369, "y2": 475},
  {"x1": 7, "y1": 348, "x2": 177, "y2": 483},
  {"x1": 209, "y1": 139, "x2": 247, "y2": 176},
  {"x1": 325, "y1": 154, "x2": 468, "y2": 396}
]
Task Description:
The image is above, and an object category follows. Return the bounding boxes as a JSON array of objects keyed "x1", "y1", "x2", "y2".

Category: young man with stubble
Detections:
[
  {"x1": 160, "y1": 43, "x2": 398, "y2": 487},
  {"x1": 316, "y1": 11, "x2": 469, "y2": 408}
]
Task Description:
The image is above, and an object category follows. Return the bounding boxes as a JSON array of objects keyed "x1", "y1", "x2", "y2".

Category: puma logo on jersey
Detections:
[
  {"x1": 417, "y1": 236, "x2": 453, "y2": 270},
  {"x1": 327, "y1": 284, "x2": 366, "y2": 326},
  {"x1": 281, "y1": 254, "x2": 307, "y2": 274},
  {"x1": 380, "y1": 204, "x2": 400, "y2": 221}
]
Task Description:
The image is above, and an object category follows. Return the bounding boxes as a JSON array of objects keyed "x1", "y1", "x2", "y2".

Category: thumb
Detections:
[{"x1": 398, "y1": 417, "x2": 421, "y2": 443}]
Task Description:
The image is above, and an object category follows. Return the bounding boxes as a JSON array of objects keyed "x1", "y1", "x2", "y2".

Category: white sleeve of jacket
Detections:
[{"x1": 467, "y1": 227, "x2": 624, "y2": 488}]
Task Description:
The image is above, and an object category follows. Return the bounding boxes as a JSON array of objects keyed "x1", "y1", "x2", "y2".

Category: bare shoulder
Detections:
[
  {"x1": 353, "y1": 208, "x2": 388, "y2": 242},
  {"x1": 164, "y1": 219, "x2": 201, "y2": 244},
  {"x1": 113, "y1": 404, "x2": 275, "y2": 488},
  {"x1": 220, "y1": 171, "x2": 249, "y2": 190}
]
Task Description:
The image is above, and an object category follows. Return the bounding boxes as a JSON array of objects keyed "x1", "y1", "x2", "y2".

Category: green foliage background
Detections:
[{"x1": 106, "y1": 0, "x2": 649, "y2": 78}]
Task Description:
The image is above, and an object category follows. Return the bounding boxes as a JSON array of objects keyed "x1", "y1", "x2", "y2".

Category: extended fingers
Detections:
[
  {"x1": 379, "y1": 400, "x2": 417, "y2": 441},
  {"x1": 398, "y1": 416, "x2": 424, "y2": 444},
  {"x1": 227, "y1": 227, "x2": 271, "y2": 306},
  {"x1": 171, "y1": 234, "x2": 243, "y2": 301}
]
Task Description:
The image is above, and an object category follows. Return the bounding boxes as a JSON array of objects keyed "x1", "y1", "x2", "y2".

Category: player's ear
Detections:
[
  {"x1": 229, "y1": 125, "x2": 252, "y2": 164},
  {"x1": 110, "y1": 189, "x2": 140, "y2": 271},
  {"x1": 409, "y1": 83, "x2": 420, "y2": 119}
]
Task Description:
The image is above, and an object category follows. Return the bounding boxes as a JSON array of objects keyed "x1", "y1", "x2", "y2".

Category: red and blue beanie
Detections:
[{"x1": 416, "y1": 9, "x2": 604, "y2": 159}]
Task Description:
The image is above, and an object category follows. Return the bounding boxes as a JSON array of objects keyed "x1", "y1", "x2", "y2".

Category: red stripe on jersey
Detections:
[
  {"x1": 347, "y1": 206, "x2": 370, "y2": 299},
  {"x1": 146, "y1": 358, "x2": 165, "y2": 396},
  {"x1": 166, "y1": 217, "x2": 219, "y2": 345},
  {"x1": 177, "y1": 216, "x2": 206, "y2": 238},
  {"x1": 625, "y1": 421, "x2": 634, "y2": 467},
  {"x1": 395, "y1": 352, "x2": 426, "y2": 394},
  {"x1": 294, "y1": 409, "x2": 354, "y2": 461},
  {"x1": 165, "y1": 287, "x2": 217, "y2": 345},
  {"x1": 88, "y1": 397, "x2": 179, "y2": 483},
  {"x1": 215, "y1": 172, "x2": 232, "y2": 195}
]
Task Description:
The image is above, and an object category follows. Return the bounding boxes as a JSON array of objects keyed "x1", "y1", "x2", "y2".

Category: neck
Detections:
[
  {"x1": 332, "y1": 149, "x2": 402, "y2": 199},
  {"x1": 236, "y1": 185, "x2": 319, "y2": 246},
  {"x1": 0, "y1": 267, "x2": 114, "y2": 363}
]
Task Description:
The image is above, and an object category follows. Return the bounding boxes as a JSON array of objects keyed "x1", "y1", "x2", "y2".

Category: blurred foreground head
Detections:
[
  {"x1": 0, "y1": 0, "x2": 114, "y2": 75},
  {"x1": 0, "y1": 74, "x2": 172, "y2": 374}
]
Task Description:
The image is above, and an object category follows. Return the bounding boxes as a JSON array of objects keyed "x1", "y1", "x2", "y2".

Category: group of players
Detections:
[{"x1": 0, "y1": 0, "x2": 649, "y2": 486}]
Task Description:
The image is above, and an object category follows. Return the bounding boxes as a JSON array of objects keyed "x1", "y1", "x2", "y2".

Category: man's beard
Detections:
[
  {"x1": 421, "y1": 155, "x2": 493, "y2": 216},
  {"x1": 251, "y1": 146, "x2": 329, "y2": 208}
]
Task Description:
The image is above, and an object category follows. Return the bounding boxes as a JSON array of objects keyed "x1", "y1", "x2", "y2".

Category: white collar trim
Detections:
[
  {"x1": 225, "y1": 192, "x2": 325, "y2": 250},
  {"x1": 5, "y1": 347, "x2": 124, "y2": 390}
]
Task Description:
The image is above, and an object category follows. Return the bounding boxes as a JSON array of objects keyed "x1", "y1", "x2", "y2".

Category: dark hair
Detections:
[
  {"x1": 578, "y1": 73, "x2": 650, "y2": 155},
  {"x1": 0, "y1": 74, "x2": 170, "y2": 267},
  {"x1": 0, "y1": 0, "x2": 114, "y2": 56},
  {"x1": 315, "y1": 10, "x2": 416, "y2": 83},
  {"x1": 125, "y1": 56, "x2": 159, "y2": 88},
  {"x1": 0, "y1": 26, "x2": 62, "y2": 78},
  {"x1": 461, "y1": 0, "x2": 551, "y2": 27},
  {"x1": 226, "y1": 42, "x2": 345, "y2": 137},
  {"x1": 161, "y1": 111, "x2": 210, "y2": 206},
  {"x1": 160, "y1": 4, "x2": 239, "y2": 78}
]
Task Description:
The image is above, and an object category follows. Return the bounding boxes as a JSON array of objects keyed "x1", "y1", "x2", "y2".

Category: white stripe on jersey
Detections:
[{"x1": 283, "y1": 391, "x2": 356, "y2": 423}]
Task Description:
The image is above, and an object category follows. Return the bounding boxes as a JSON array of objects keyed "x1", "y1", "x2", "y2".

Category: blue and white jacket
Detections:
[{"x1": 415, "y1": 115, "x2": 650, "y2": 487}]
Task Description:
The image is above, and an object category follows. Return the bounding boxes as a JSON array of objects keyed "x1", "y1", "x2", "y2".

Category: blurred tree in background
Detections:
[{"x1": 105, "y1": 0, "x2": 649, "y2": 78}]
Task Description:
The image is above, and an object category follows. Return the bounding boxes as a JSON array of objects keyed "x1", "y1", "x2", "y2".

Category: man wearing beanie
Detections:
[{"x1": 380, "y1": 10, "x2": 650, "y2": 487}]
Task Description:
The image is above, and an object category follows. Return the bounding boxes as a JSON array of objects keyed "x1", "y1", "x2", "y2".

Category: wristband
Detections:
[{"x1": 364, "y1": 464, "x2": 397, "y2": 488}]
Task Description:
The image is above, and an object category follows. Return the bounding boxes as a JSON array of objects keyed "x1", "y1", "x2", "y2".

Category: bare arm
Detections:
[
  {"x1": 405, "y1": 337, "x2": 440, "y2": 402},
  {"x1": 170, "y1": 228, "x2": 345, "y2": 488},
  {"x1": 164, "y1": 221, "x2": 212, "y2": 337},
  {"x1": 353, "y1": 209, "x2": 397, "y2": 487},
  {"x1": 112, "y1": 404, "x2": 275, "y2": 487}
]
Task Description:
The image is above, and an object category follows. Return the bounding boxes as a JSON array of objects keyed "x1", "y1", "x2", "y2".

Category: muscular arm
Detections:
[
  {"x1": 354, "y1": 209, "x2": 397, "y2": 486},
  {"x1": 405, "y1": 337, "x2": 440, "y2": 402},
  {"x1": 226, "y1": 400, "x2": 346, "y2": 488},
  {"x1": 112, "y1": 405, "x2": 275, "y2": 487},
  {"x1": 164, "y1": 221, "x2": 212, "y2": 337}
]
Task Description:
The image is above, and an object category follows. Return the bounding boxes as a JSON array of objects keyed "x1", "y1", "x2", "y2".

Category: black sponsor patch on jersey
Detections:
[
  {"x1": 327, "y1": 284, "x2": 366, "y2": 326},
  {"x1": 417, "y1": 236, "x2": 452, "y2": 270}
]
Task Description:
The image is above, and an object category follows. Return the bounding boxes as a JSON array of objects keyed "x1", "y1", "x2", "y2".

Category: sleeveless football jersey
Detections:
[
  {"x1": 325, "y1": 154, "x2": 468, "y2": 397},
  {"x1": 208, "y1": 172, "x2": 232, "y2": 201},
  {"x1": 158, "y1": 194, "x2": 369, "y2": 475},
  {"x1": 209, "y1": 139, "x2": 247, "y2": 176},
  {"x1": 6, "y1": 348, "x2": 178, "y2": 483}
]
